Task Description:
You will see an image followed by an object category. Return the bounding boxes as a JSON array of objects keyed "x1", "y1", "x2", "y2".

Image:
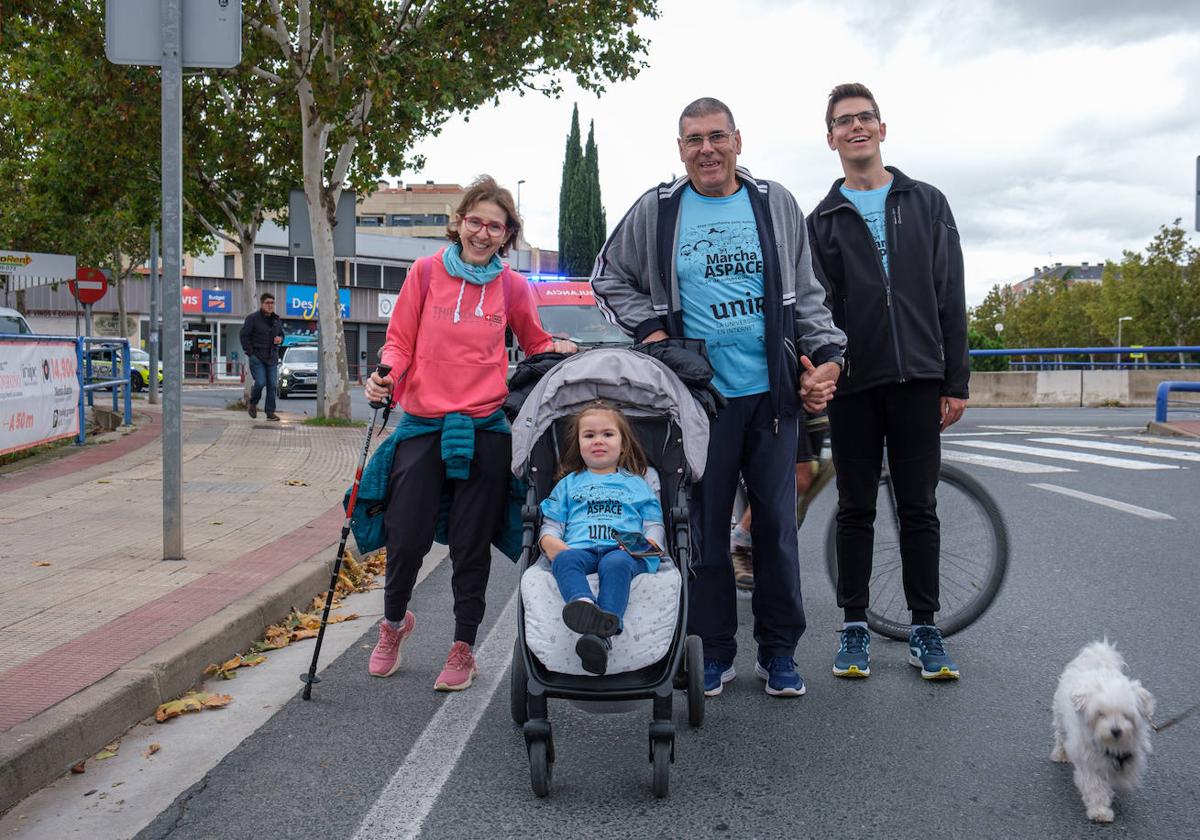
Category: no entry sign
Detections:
[{"x1": 70, "y1": 267, "x2": 109, "y2": 304}]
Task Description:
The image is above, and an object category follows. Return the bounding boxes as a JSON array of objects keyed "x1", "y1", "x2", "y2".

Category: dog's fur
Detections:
[{"x1": 1051, "y1": 640, "x2": 1155, "y2": 822}]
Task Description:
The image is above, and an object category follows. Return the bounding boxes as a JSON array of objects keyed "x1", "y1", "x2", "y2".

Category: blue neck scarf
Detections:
[{"x1": 442, "y1": 244, "x2": 503, "y2": 286}]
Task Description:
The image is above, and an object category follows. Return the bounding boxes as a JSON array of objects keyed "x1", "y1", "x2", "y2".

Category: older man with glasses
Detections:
[
  {"x1": 591, "y1": 97, "x2": 846, "y2": 699},
  {"x1": 807, "y1": 83, "x2": 970, "y2": 683}
]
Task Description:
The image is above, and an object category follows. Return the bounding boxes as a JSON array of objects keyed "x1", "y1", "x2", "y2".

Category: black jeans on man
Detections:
[
  {"x1": 689, "y1": 393, "x2": 804, "y2": 663},
  {"x1": 827, "y1": 379, "x2": 942, "y2": 626},
  {"x1": 382, "y1": 431, "x2": 511, "y2": 645}
]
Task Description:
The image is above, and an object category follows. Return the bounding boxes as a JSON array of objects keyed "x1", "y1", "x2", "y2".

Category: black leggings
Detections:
[
  {"x1": 827, "y1": 380, "x2": 942, "y2": 625},
  {"x1": 381, "y1": 431, "x2": 511, "y2": 645}
]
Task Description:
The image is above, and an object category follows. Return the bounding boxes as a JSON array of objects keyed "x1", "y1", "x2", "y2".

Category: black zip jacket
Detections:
[
  {"x1": 239, "y1": 309, "x2": 284, "y2": 365},
  {"x1": 807, "y1": 167, "x2": 969, "y2": 399}
]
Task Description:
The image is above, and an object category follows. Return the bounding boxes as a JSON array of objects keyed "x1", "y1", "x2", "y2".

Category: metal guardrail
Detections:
[
  {"x1": 1155, "y1": 381, "x2": 1200, "y2": 423},
  {"x1": 969, "y1": 346, "x2": 1200, "y2": 371},
  {"x1": 78, "y1": 335, "x2": 133, "y2": 444}
]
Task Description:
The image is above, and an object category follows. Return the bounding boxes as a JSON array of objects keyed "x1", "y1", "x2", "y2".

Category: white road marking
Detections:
[
  {"x1": 1029, "y1": 484, "x2": 1176, "y2": 520},
  {"x1": 945, "y1": 440, "x2": 1179, "y2": 470},
  {"x1": 1116, "y1": 434, "x2": 1200, "y2": 450},
  {"x1": 1029, "y1": 437, "x2": 1200, "y2": 463},
  {"x1": 942, "y1": 449, "x2": 1074, "y2": 473},
  {"x1": 941, "y1": 431, "x2": 1014, "y2": 437},
  {"x1": 979, "y1": 425, "x2": 1142, "y2": 434},
  {"x1": 353, "y1": 590, "x2": 519, "y2": 840}
]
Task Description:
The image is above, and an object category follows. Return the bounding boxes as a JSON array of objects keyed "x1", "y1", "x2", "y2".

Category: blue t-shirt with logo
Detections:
[
  {"x1": 840, "y1": 182, "x2": 892, "y2": 276},
  {"x1": 676, "y1": 185, "x2": 768, "y2": 398},
  {"x1": 540, "y1": 469, "x2": 664, "y2": 572}
]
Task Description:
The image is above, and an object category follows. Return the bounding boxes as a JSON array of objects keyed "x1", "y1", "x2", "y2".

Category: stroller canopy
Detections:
[{"x1": 510, "y1": 347, "x2": 710, "y2": 480}]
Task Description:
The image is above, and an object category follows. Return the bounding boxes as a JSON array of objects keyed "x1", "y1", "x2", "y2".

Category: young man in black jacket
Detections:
[
  {"x1": 239, "y1": 292, "x2": 284, "y2": 420},
  {"x1": 807, "y1": 83, "x2": 970, "y2": 681}
]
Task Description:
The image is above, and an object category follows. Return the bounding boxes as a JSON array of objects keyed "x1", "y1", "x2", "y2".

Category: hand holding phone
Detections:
[{"x1": 614, "y1": 529, "x2": 664, "y2": 558}]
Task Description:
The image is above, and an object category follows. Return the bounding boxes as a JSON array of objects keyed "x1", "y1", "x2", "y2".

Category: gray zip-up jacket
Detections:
[{"x1": 590, "y1": 166, "x2": 846, "y2": 421}]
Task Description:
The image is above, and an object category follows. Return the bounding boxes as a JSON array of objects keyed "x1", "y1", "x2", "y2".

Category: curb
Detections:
[
  {"x1": 1146, "y1": 420, "x2": 1200, "y2": 438},
  {"x1": 0, "y1": 540, "x2": 341, "y2": 815}
]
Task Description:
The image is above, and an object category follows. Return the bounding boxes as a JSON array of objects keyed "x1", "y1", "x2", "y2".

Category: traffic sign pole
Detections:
[
  {"x1": 149, "y1": 225, "x2": 160, "y2": 405},
  {"x1": 161, "y1": 0, "x2": 184, "y2": 562}
]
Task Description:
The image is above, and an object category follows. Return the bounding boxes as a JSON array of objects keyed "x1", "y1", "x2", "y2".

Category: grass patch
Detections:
[
  {"x1": 225, "y1": 399, "x2": 247, "y2": 410},
  {"x1": 302, "y1": 416, "x2": 366, "y2": 428},
  {"x1": 0, "y1": 436, "x2": 75, "y2": 468}
]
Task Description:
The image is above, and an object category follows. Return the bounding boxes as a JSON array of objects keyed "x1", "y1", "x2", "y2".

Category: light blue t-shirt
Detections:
[
  {"x1": 540, "y1": 469, "x2": 664, "y2": 571},
  {"x1": 840, "y1": 181, "x2": 892, "y2": 276},
  {"x1": 676, "y1": 185, "x2": 768, "y2": 398}
]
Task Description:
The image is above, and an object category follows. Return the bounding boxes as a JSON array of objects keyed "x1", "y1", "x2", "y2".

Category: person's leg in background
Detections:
[
  {"x1": 247, "y1": 357, "x2": 265, "y2": 416},
  {"x1": 264, "y1": 361, "x2": 278, "y2": 416}
]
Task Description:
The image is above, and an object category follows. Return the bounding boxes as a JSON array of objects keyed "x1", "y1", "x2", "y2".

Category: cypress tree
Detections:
[
  {"x1": 582, "y1": 120, "x2": 607, "y2": 274},
  {"x1": 557, "y1": 104, "x2": 585, "y2": 276}
]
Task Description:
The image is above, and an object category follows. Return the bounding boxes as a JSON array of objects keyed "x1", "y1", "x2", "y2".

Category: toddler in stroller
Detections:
[
  {"x1": 509, "y1": 347, "x2": 710, "y2": 797},
  {"x1": 538, "y1": 402, "x2": 666, "y2": 675}
]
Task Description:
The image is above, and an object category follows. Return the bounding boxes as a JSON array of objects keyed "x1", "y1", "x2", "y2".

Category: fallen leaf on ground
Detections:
[
  {"x1": 210, "y1": 520, "x2": 223, "y2": 525},
  {"x1": 103, "y1": 740, "x2": 120, "y2": 752},
  {"x1": 71, "y1": 761, "x2": 86, "y2": 774},
  {"x1": 94, "y1": 750, "x2": 117, "y2": 761},
  {"x1": 32, "y1": 561, "x2": 52, "y2": 567},
  {"x1": 142, "y1": 744, "x2": 160, "y2": 758},
  {"x1": 284, "y1": 479, "x2": 309, "y2": 486},
  {"x1": 96, "y1": 479, "x2": 111, "y2": 484},
  {"x1": 154, "y1": 691, "x2": 233, "y2": 723},
  {"x1": 83, "y1": 789, "x2": 97, "y2": 796}
]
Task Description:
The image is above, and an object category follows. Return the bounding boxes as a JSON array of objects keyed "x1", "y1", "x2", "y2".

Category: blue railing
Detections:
[
  {"x1": 969, "y1": 346, "x2": 1200, "y2": 371},
  {"x1": 1156, "y1": 381, "x2": 1200, "y2": 423}
]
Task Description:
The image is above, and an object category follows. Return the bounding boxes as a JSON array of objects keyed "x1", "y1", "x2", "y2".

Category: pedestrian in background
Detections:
[
  {"x1": 239, "y1": 292, "x2": 284, "y2": 421},
  {"x1": 591, "y1": 97, "x2": 845, "y2": 699},
  {"x1": 807, "y1": 82, "x2": 970, "y2": 681},
  {"x1": 363, "y1": 175, "x2": 576, "y2": 692}
]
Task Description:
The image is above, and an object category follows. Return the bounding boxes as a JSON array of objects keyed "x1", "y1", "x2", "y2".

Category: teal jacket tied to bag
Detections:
[{"x1": 345, "y1": 409, "x2": 526, "y2": 561}]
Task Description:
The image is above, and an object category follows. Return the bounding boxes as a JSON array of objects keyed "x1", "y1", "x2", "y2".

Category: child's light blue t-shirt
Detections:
[
  {"x1": 676, "y1": 185, "x2": 769, "y2": 398},
  {"x1": 840, "y1": 181, "x2": 892, "y2": 276},
  {"x1": 540, "y1": 469, "x2": 664, "y2": 572}
]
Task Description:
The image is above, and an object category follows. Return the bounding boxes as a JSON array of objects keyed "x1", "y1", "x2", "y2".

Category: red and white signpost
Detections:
[{"x1": 69, "y1": 266, "x2": 109, "y2": 336}]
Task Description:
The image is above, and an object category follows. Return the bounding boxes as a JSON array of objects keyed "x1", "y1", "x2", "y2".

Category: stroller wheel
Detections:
[
  {"x1": 651, "y1": 739, "x2": 671, "y2": 798},
  {"x1": 685, "y1": 635, "x2": 704, "y2": 727},
  {"x1": 510, "y1": 640, "x2": 528, "y2": 726},
  {"x1": 529, "y1": 739, "x2": 552, "y2": 798}
]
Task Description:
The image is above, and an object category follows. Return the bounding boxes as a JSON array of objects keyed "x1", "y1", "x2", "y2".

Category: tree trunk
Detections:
[
  {"x1": 113, "y1": 248, "x2": 129, "y2": 339},
  {"x1": 301, "y1": 118, "x2": 351, "y2": 420},
  {"x1": 240, "y1": 229, "x2": 258, "y2": 404}
]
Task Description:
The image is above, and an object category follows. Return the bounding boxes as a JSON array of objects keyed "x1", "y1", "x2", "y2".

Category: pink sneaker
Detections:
[
  {"x1": 433, "y1": 641, "x2": 477, "y2": 691},
  {"x1": 368, "y1": 612, "x2": 415, "y2": 677}
]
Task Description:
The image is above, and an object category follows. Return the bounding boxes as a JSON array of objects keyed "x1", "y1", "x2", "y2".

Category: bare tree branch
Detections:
[
  {"x1": 184, "y1": 197, "x2": 239, "y2": 248},
  {"x1": 248, "y1": 65, "x2": 283, "y2": 85}
]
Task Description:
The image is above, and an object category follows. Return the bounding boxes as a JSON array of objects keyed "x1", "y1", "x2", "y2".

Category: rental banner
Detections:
[{"x1": 0, "y1": 339, "x2": 80, "y2": 456}]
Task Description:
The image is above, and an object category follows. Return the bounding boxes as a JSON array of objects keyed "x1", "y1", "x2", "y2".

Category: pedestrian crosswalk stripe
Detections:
[
  {"x1": 1029, "y1": 437, "x2": 1200, "y2": 463},
  {"x1": 979, "y1": 425, "x2": 1141, "y2": 434},
  {"x1": 1029, "y1": 483, "x2": 1175, "y2": 521},
  {"x1": 1115, "y1": 434, "x2": 1200, "y2": 450},
  {"x1": 942, "y1": 449, "x2": 1074, "y2": 473},
  {"x1": 944, "y1": 440, "x2": 1179, "y2": 470}
]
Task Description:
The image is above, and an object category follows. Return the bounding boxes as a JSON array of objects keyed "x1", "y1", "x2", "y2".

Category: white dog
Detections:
[{"x1": 1051, "y1": 640, "x2": 1155, "y2": 822}]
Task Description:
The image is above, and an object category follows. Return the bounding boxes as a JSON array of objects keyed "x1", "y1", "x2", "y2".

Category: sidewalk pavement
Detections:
[
  {"x1": 1147, "y1": 419, "x2": 1200, "y2": 437},
  {"x1": 0, "y1": 401, "x2": 375, "y2": 813}
]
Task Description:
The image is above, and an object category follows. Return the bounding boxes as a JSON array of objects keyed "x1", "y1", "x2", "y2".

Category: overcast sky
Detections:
[{"x1": 395, "y1": 0, "x2": 1200, "y2": 306}]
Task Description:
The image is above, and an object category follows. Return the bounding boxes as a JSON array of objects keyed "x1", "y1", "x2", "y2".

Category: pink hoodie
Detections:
[{"x1": 380, "y1": 250, "x2": 554, "y2": 418}]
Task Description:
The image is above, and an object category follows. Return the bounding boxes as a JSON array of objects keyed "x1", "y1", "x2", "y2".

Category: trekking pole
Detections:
[{"x1": 301, "y1": 363, "x2": 394, "y2": 700}]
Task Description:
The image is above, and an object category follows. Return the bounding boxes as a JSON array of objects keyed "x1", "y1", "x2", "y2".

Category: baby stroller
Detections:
[{"x1": 508, "y1": 347, "x2": 710, "y2": 798}]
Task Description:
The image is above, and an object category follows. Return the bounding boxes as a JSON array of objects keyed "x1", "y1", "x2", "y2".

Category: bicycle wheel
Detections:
[{"x1": 824, "y1": 462, "x2": 1009, "y2": 640}]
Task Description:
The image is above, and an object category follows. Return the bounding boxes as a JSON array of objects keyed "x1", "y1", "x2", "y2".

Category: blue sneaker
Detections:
[
  {"x1": 754, "y1": 656, "x2": 806, "y2": 697},
  {"x1": 833, "y1": 626, "x2": 871, "y2": 678},
  {"x1": 703, "y1": 659, "x2": 736, "y2": 696},
  {"x1": 908, "y1": 626, "x2": 960, "y2": 680}
]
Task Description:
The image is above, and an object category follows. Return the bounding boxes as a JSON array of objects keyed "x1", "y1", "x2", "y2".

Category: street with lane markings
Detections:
[{"x1": 3, "y1": 407, "x2": 1197, "y2": 840}]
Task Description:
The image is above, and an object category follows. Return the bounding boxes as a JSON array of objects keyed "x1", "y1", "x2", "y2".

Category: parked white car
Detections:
[{"x1": 0, "y1": 306, "x2": 33, "y2": 335}]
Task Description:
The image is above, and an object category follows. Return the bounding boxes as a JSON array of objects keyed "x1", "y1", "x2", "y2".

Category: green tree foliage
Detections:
[
  {"x1": 582, "y1": 119, "x2": 606, "y2": 273},
  {"x1": 558, "y1": 104, "x2": 586, "y2": 276},
  {"x1": 968, "y1": 222, "x2": 1199, "y2": 368},
  {"x1": 245, "y1": 1, "x2": 658, "y2": 416},
  {"x1": 967, "y1": 327, "x2": 1008, "y2": 372}
]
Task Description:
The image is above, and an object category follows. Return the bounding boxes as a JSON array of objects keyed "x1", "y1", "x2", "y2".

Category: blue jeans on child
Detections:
[{"x1": 552, "y1": 546, "x2": 646, "y2": 630}]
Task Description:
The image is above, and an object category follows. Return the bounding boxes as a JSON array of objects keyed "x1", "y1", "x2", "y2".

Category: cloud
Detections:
[{"x1": 397, "y1": 0, "x2": 1200, "y2": 305}]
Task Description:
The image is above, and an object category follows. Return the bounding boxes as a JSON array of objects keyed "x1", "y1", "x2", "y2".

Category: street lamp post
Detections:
[{"x1": 1117, "y1": 316, "x2": 1133, "y2": 368}]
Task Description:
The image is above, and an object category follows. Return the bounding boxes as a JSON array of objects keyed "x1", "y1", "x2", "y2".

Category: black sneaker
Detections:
[
  {"x1": 562, "y1": 598, "x2": 620, "y2": 638},
  {"x1": 266, "y1": 413, "x2": 280, "y2": 421},
  {"x1": 575, "y1": 634, "x2": 611, "y2": 675},
  {"x1": 247, "y1": 403, "x2": 258, "y2": 419}
]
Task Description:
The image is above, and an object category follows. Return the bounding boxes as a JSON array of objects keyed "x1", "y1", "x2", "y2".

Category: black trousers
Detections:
[
  {"x1": 382, "y1": 431, "x2": 511, "y2": 645},
  {"x1": 827, "y1": 380, "x2": 942, "y2": 625},
  {"x1": 690, "y1": 393, "x2": 804, "y2": 662}
]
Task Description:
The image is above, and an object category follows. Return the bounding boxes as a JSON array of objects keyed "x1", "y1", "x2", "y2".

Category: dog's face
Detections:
[{"x1": 1072, "y1": 678, "x2": 1155, "y2": 765}]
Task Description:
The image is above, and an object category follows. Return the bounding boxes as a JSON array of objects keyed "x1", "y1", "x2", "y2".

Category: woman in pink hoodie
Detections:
[{"x1": 363, "y1": 175, "x2": 575, "y2": 691}]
